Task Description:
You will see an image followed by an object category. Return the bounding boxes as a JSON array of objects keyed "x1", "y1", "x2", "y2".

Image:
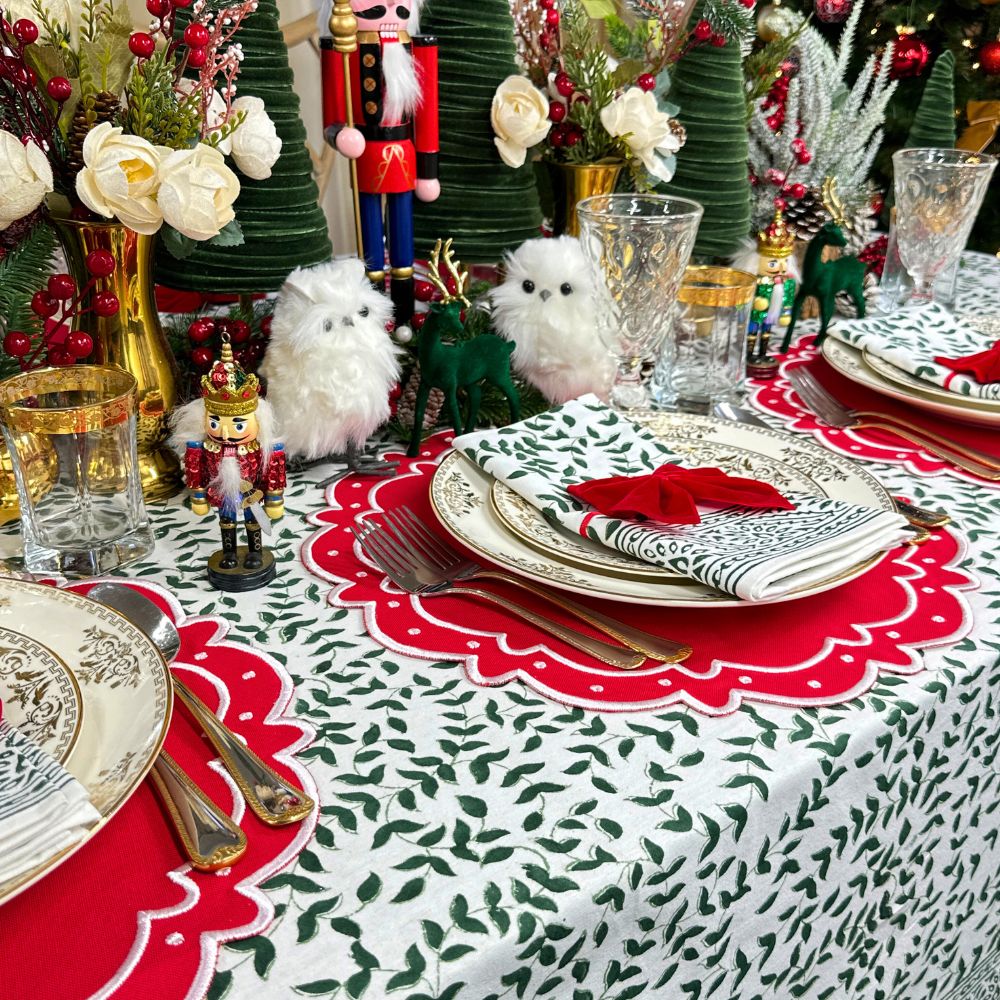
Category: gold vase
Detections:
[
  {"x1": 548, "y1": 161, "x2": 625, "y2": 237},
  {"x1": 0, "y1": 432, "x2": 58, "y2": 526},
  {"x1": 50, "y1": 216, "x2": 182, "y2": 502}
]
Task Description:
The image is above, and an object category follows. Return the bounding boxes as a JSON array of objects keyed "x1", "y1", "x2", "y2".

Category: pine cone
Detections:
[
  {"x1": 835, "y1": 272, "x2": 880, "y2": 319},
  {"x1": 396, "y1": 369, "x2": 445, "y2": 432},
  {"x1": 66, "y1": 92, "x2": 122, "y2": 178},
  {"x1": 783, "y1": 187, "x2": 829, "y2": 240}
]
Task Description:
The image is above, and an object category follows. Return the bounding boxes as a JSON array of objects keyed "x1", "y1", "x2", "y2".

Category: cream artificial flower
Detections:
[
  {"x1": 491, "y1": 76, "x2": 551, "y2": 169},
  {"x1": 229, "y1": 97, "x2": 282, "y2": 180},
  {"x1": 157, "y1": 143, "x2": 240, "y2": 241},
  {"x1": 600, "y1": 88, "x2": 683, "y2": 184},
  {"x1": 75, "y1": 123, "x2": 165, "y2": 235},
  {"x1": 0, "y1": 131, "x2": 53, "y2": 231}
]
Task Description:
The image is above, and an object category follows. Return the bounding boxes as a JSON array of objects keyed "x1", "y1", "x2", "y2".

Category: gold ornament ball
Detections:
[{"x1": 757, "y1": 4, "x2": 785, "y2": 41}]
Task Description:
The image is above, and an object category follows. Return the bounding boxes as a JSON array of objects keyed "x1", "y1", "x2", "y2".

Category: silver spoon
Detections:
[{"x1": 89, "y1": 582, "x2": 314, "y2": 828}]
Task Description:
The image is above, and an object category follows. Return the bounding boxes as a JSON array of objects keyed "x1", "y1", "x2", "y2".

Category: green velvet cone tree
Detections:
[
  {"x1": 905, "y1": 50, "x2": 957, "y2": 149},
  {"x1": 413, "y1": 0, "x2": 543, "y2": 263},
  {"x1": 662, "y1": 2, "x2": 751, "y2": 261},
  {"x1": 155, "y1": 0, "x2": 331, "y2": 293}
]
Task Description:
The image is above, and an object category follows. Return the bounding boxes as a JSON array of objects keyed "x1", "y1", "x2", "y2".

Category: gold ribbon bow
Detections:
[{"x1": 957, "y1": 101, "x2": 1000, "y2": 154}]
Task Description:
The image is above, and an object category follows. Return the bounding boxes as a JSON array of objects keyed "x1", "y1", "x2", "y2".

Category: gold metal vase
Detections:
[
  {"x1": 50, "y1": 216, "x2": 182, "y2": 502},
  {"x1": 547, "y1": 160, "x2": 625, "y2": 237}
]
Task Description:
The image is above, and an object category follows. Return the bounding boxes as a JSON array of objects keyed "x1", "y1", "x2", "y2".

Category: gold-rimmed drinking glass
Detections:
[{"x1": 0, "y1": 365, "x2": 154, "y2": 577}]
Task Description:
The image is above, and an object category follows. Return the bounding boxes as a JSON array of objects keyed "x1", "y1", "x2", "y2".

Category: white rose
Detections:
[
  {"x1": 491, "y1": 76, "x2": 551, "y2": 169},
  {"x1": 158, "y1": 143, "x2": 240, "y2": 241},
  {"x1": 600, "y1": 88, "x2": 684, "y2": 184},
  {"x1": 0, "y1": 131, "x2": 53, "y2": 231},
  {"x1": 178, "y1": 82, "x2": 234, "y2": 154},
  {"x1": 75, "y1": 123, "x2": 165, "y2": 235},
  {"x1": 229, "y1": 96, "x2": 282, "y2": 180}
]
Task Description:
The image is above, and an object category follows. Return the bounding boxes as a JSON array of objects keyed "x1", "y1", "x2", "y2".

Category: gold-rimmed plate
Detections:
[
  {"x1": 0, "y1": 580, "x2": 172, "y2": 907},
  {"x1": 430, "y1": 411, "x2": 894, "y2": 607},
  {"x1": 862, "y1": 348, "x2": 1000, "y2": 413},
  {"x1": 0, "y1": 628, "x2": 82, "y2": 764}
]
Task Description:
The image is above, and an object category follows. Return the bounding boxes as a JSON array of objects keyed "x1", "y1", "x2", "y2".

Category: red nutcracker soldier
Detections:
[
  {"x1": 184, "y1": 338, "x2": 286, "y2": 592},
  {"x1": 320, "y1": 0, "x2": 439, "y2": 329}
]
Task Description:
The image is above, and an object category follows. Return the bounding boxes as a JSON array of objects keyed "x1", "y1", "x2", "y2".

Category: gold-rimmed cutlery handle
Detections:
[
  {"x1": 150, "y1": 752, "x2": 248, "y2": 872},
  {"x1": 173, "y1": 678, "x2": 315, "y2": 827},
  {"x1": 858, "y1": 421, "x2": 1000, "y2": 480},
  {"x1": 893, "y1": 499, "x2": 951, "y2": 529},
  {"x1": 475, "y1": 570, "x2": 692, "y2": 663},
  {"x1": 451, "y1": 586, "x2": 645, "y2": 669},
  {"x1": 855, "y1": 411, "x2": 1000, "y2": 471}
]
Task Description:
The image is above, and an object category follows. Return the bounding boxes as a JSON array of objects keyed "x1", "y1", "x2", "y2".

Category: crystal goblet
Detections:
[{"x1": 577, "y1": 194, "x2": 703, "y2": 409}]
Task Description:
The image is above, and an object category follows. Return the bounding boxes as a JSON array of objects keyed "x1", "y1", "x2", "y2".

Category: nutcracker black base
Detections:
[{"x1": 208, "y1": 547, "x2": 276, "y2": 592}]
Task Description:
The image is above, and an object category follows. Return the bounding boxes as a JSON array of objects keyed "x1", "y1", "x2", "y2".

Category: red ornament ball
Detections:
[
  {"x1": 46, "y1": 76, "x2": 72, "y2": 102},
  {"x1": 93, "y1": 291, "x2": 120, "y2": 317},
  {"x1": 411, "y1": 312, "x2": 427, "y2": 331},
  {"x1": 31, "y1": 290, "x2": 58, "y2": 318},
  {"x1": 187, "y1": 318, "x2": 216, "y2": 343},
  {"x1": 554, "y1": 72, "x2": 575, "y2": 98},
  {"x1": 65, "y1": 330, "x2": 94, "y2": 359},
  {"x1": 789, "y1": 182, "x2": 807, "y2": 199},
  {"x1": 186, "y1": 46, "x2": 208, "y2": 68},
  {"x1": 47, "y1": 273, "x2": 76, "y2": 300},
  {"x1": 191, "y1": 347, "x2": 214, "y2": 371},
  {"x1": 259, "y1": 315, "x2": 272, "y2": 338},
  {"x1": 146, "y1": 0, "x2": 170, "y2": 16},
  {"x1": 3, "y1": 330, "x2": 31, "y2": 358},
  {"x1": 564, "y1": 126, "x2": 582, "y2": 148},
  {"x1": 85, "y1": 250, "x2": 115, "y2": 277},
  {"x1": 548, "y1": 100, "x2": 567, "y2": 122},
  {"x1": 710, "y1": 33, "x2": 727, "y2": 47},
  {"x1": 229, "y1": 320, "x2": 251, "y2": 344},
  {"x1": 693, "y1": 19, "x2": 712, "y2": 41},
  {"x1": 890, "y1": 32, "x2": 930, "y2": 79},
  {"x1": 540, "y1": 0, "x2": 556, "y2": 8},
  {"x1": 550, "y1": 123, "x2": 567, "y2": 148},
  {"x1": 544, "y1": 8, "x2": 559, "y2": 26},
  {"x1": 636, "y1": 73, "x2": 656, "y2": 92},
  {"x1": 414, "y1": 279, "x2": 437, "y2": 303},
  {"x1": 128, "y1": 32, "x2": 155, "y2": 59},
  {"x1": 47, "y1": 348, "x2": 73, "y2": 367},
  {"x1": 813, "y1": 0, "x2": 852, "y2": 23},
  {"x1": 980, "y1": 39, "x2": 1000, "y2": 76},
  {"x1": 183, "y1": 23, "x2": 210, "y2": 47},
  {"x1": 739, "y1": 0, "x2": 755, "y2": 7},
  {"x1": 173, "y1": 0, "x2": 193, "y2": 7},
  {"x1": 12, "y1": 19, "x2": 38, "y2": 44}
]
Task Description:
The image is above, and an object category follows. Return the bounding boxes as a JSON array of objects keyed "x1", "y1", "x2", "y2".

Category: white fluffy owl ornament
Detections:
[
  {"x1": 260, "y1": 258, "x2": 401, "y2": 482},
  {"x1": 492, "y1": 235, "x2": 614, "y2": 404}
]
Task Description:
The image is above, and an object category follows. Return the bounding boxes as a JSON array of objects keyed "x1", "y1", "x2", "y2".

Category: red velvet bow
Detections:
[
  {"x1": 934, "y1": 340, "x2": 1000, "y2": 384},
  {"x1": 567, "y1": 465, "x2": 795, "y2": 526}
]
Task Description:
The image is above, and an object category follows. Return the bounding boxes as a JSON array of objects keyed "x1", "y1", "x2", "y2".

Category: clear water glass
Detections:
[
  {"x1": 577, "y1": 194, "x2": 703, "y2": 409},
  {"x1": 892, "y1": 148, "x2": 995, "y2": 306},
  {"x1": 0, "y1": 366, "x2": 154, "y2": 577},
  {"x1": 651, "y1": 266, "x2": 758, "y2": 408}
]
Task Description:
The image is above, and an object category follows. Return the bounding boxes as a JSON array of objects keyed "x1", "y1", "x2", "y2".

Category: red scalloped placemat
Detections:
[
  {"x1": 303, "y1": 433, "x2": 977, "y2": 716},
  {"x1": 0, "y1": 580, "x2": 316, "y2": 1000},
  {"x1": 750, "y1": 336, "x2": 1000, "y2": 485}
]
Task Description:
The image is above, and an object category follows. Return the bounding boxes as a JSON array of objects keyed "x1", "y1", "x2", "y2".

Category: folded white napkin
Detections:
[
  {"x1": 0, "y1": 719, "x2": 100, "y2": 890},
  {"x1": 454, "y1": 396, "x2": 910, "y2": 601},
  {"x1": 830, "y1": 303, "x2": 1000, "y2": 401}
]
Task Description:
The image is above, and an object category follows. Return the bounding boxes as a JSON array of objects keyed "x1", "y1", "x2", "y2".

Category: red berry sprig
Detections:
[{"x1": 184, "y1": 312, "x2": 270, "y2": 378}]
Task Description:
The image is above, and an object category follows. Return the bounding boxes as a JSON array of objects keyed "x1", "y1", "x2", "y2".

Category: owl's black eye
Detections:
[
  {"x1": 359, "y1": 306, "x2": 370, "y2": 318},
  {"x1": 522, "y1": 280, "x2": 535, "y2": 294},
  {"x1": 560, "y1": 283, "x2": 573, "y2": 296},
  {"x1": 324, "y1": 319, "x2": 333, "y2": 333}
]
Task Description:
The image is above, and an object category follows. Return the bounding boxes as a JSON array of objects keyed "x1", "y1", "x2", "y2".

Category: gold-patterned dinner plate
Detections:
[
  {"x1": 0, "y1": 579, "x2": 172, "y2": 906},
  {"x1": 430, "y1": 411, "x2": 894, "y2": 607},
  {"x1": 0, "y1": 628, "x2": 82, "y2": 764},
  {"x1": 861, "y1": 349, "x2": 1000, "y2": 414}
]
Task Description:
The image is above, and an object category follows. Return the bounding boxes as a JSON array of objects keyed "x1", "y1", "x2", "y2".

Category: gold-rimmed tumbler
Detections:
[{"x1": 0, "y1": 366, "x2": 154, "y2": 577}]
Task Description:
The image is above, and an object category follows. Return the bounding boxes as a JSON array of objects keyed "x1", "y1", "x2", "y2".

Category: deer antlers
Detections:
[
  {"x1": 821, "y1": 177, "x2": 848, "y2": 228},
  {"x1": 427, "y1": 239, "x2": 471, "y2": 308}
]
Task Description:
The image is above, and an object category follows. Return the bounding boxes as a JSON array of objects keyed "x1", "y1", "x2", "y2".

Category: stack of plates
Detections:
[
  {"x1": 0, "y1": 580, "x2": 171, "y2": 906},
  {"x1": 822, "y1": 319, "x2": 1000, "y2": 430},
  {"x1": 430, "y1": 412, "x2": 895, "y2": 607}
]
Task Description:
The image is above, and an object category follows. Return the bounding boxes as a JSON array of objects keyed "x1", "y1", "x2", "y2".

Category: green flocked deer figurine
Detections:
[{"x1": 406, "y1": 239, "x2": 520, "y2": 457}]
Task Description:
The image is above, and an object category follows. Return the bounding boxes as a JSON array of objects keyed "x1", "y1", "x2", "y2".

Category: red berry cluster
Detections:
[
  {"x1": 760, "y1": 58, "x2": 797, "y2": 133},
  {"x1": 131, "y1": 0, "x2": 202, "y2": 66},
  {"x1": 858, "y1": 235, "x2": 889, "y2": 280},
  {"x1": 2, "y1": 251, "x2": 119, "y2": 370},
  {"x1": 537, "y1": 0, "x2": 559, "y2": 52},
  {"x1": 187, "y1": 315, "x2": 270, "y2": 373}
]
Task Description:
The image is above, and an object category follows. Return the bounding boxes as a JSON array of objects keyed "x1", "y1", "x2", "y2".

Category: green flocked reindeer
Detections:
[{"x1": 406, "y1": 240, "x2": 520, "y2": 457}]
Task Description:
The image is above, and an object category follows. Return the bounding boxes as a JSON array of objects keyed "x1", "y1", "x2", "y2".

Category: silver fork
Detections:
[
  {"x1": 787, "y1": 367, "x2": 1000, "y2": 481},
  {"x1": 376, "y1": 506, "x2": 692, "y2": 664},
  {"x1": 352, "y1": 522, "x2": 646, "y2": 669}
]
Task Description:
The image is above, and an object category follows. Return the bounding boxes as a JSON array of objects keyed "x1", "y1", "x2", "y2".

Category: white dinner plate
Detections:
[
  {"x1": 430, "y1": 411, "x2": 894, "y2": 607},
  {"x1": 822, "y1": 338, "x2": 1000, "y2": 429},
  {"x1": 0, "y1": 580, "x2": 172, "y2": 906}
]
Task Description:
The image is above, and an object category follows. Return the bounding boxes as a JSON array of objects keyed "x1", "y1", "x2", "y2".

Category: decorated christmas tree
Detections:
[
  {"x1": 412, "y1": 0, "x2": 543, "y2": 263},
  {"x1": 155, "y1": 0, "x2": 331, "y2": 293},
  {"x1": 663, "y1": 0, "x2": 751, "y2": 260},
  {"x1": 905, "y1": 50, "x2": 957, "y2": 148}
]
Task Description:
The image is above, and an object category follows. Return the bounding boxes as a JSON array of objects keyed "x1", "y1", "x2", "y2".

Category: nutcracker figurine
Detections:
[
  {"x1": 320, "y1": 0, "x2": 439, "y2": 330},
  {"x1": 184, "y1": 338, "x2": 286, "y2": 592},
  {"x1": 747, "y1": 208, "x2": 797, "y2": 378}
]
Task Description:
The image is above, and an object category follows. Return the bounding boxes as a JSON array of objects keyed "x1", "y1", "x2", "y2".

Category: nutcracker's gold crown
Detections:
[
  {"x1": 201, "y1": 339, "x2": 260, "y2": 417},
  {"x1": 758, "y1": 209, "x2": 795, "y2": 259}
]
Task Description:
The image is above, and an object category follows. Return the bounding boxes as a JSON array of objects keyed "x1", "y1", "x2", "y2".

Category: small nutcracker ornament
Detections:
[
  {"x1": 320, "y1": 0, "x2": 440, "y2": 330},
  {"x1": 181, "y1": 337, "x2": 286, "y2": 591},
  {"x1": 747, "y1": 208, "x2": 796, "y2": 377}
]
